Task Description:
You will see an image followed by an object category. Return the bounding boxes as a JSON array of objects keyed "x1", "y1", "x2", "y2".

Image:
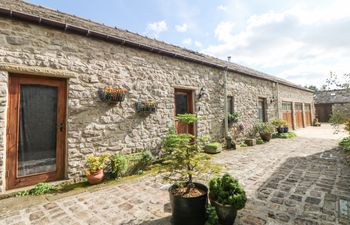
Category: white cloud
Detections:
[
  {"x1": 175, "y1": 23, "x2": 189, "y2": 32},
  {"x1": 182, "y1": 38, "x2": 192, "y2": 45},
  {"x1": 217, "y1": 4, "x2": 227, "y2": 11},
  {"x1": 194, "y1": 41, "x2": 202, "y2": 48},
  {"x1": 204, "y1": 1, "x2": 350, "y2": 86},
  {"x1": 145, "y1": 20, "x2": 168, "y2": 38}
]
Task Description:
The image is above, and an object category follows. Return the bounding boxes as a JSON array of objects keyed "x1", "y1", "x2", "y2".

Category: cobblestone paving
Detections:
[{"x1": 0, "y1": 131, "x2": 349, "y2": 224}]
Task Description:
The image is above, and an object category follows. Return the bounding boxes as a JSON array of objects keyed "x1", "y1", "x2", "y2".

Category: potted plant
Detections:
[
  {"x1": 271, "y1": 119, "x2": 288, "y2": 133},
  {"x1": 98, "y1": 86, "x2": 128, "y2": 103},
  {"x1": 204, "y1": 142, "x2": 223, "y2": 154},
  {"x1": 244, "y1": 126, "x2": 257, "y2": 146},
  {"x1": 256, "y1": 122, "x2": 275, "y2": 142},
  {"x1": 159, "y1": 114, "x2": 221, "y2": 225},
  {"x1": 209, "y1": 174, "x2": 247, "y2": 225},
  {"x1": 227, "y1": 112, "x2": 239, "y2": 124},
  {"x1": 283, "y1": 124, "x2": 289, "y2": 133},
  {"x1": 85, "y1": 153, "x2": 110, "y2": 185}
]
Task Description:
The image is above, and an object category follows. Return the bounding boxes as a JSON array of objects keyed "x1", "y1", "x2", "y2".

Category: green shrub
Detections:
[
  {"x1": 256, "y1": 122, "x2": 275, "y2": 134},
  {"x1": 85, "y1": 153, "x2": 110, "y2": 175},
  {"x1": 111, "y1": 151, "x2": 153, "y2": 178},
  {"x1": 256, "y1": 138, "x2": 264, "y2": 145},
  {"x1": 205, "y1": 142, "x2": 222, "y2": 149},
  {"x1": 240, "y1": 143, "x2": 248, "y2": 147},
  {"x1": 206, "y1": 204, "x2": 218, "y2": 225},
  {"x1": 175, "y1": 113, "x2": 198, "y2": 124},
  {"x1": 228, "y1": 112, "x2": 240, "y2": 123},
  {"x1": 271, "y1": 119, "x2": 288, "y2": 128},
  {"x1": 209, "y1": 174, "x2": 247, "y2": 209},
  {"x1": 272, "y1": 132, "x2": 297, "y2": 139},
  {"x1": 16, "y1": 182, "x2": 55, "y2": 197},
  {"x1": 339, "y1": 137, "x2": 350, "y2": 152}
]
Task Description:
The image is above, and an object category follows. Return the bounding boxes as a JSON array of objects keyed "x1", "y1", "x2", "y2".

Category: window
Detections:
[
  {"x1": 227, "y1": 96, "x2": 234, "y2": 114},
  {"x1": 258, "y1": 98, "x2": 267, "y2": 122}
]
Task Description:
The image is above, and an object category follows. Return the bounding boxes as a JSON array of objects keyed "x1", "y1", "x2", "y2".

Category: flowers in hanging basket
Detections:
[
  {"x1": 98, "y1": 86, "x2": 128, "y2": 103},
  {"x1": 135, "y1": 101, "x2": 157, "y2": 113}
]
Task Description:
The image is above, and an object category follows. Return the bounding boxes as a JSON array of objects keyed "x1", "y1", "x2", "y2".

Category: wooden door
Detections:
[
  {"x1": 295, "y1": 103, "x2": 304, "y2": 128},
  {"x1": 174, "y1": 89, "x2": 194, "y2": 135},
  {"x1": 304, "y1": 104, "x2": 312, "y2": 126},
  {"x1": 6, "y1": 74, "x2": 66, "y2": 190},
  {"x1": 315, "y1": 104, "x2": 332, "y2": 122},
  {"x1": 282, "y1": 102, "x2": 294, "y2": 129}
]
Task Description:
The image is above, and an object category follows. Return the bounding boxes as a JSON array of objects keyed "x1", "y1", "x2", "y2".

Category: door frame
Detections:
[
  {"x1": 174, "y1": 88, "x2": 195, "y2": 135},
  {"x1": 6, "y1": 74, "x2": 67, "y2": 190}
]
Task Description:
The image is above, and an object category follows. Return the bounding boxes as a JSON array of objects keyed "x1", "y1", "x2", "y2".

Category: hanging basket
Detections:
[
  {"x1": 135, "y1": 101, "x2": 157, "y2": 113},
  {"x1": 98, "y1": 87, "x2": 128, "y2": 103}
]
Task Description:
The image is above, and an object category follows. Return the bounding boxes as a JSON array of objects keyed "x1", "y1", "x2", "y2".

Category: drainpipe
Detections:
[{"x1": 224, "y1": 56, "x2": 231, "y2": 144}]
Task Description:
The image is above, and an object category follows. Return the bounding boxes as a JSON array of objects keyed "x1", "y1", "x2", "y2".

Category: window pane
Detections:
[
  {"x1": 175, "y1": 94, "x2": 188, "y2": 115},
  {"x1": 18, "y1": 84, "x2": 58, "y2": 177},
  {"x1": 227, "y1": 96, "x2": 233, "y2": 113}
]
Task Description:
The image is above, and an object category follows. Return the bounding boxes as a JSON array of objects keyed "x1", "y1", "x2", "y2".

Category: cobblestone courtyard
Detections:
[{"x1": 0, "y1": 125, "x2": 349, "y2": 225}]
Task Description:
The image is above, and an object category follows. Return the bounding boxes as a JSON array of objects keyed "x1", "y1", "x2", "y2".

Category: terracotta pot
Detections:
[{"x1": 86, "y1": 169, "x2": 104, "y2": 185}]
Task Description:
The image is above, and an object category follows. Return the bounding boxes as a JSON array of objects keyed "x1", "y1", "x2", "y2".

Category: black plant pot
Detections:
[
  {"x1": 260, "y1": 133, "x2": 272, "y2": 142},
  {"x1": 210, "y1": 199, "x2": 237, "y2": 225},
  {"x1": 276, "y1": 127, "x2": 284, "y2": 134},
  {"x1": 283, "y1": 127, "x2": 289, "y2": 133},
  {"x1": 169, "y1": 182, "x2": 208, "y2": 225}
]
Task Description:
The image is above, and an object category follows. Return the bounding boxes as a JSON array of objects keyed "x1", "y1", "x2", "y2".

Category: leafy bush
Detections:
[
  {"x1": 256, "y1": 138, "x2": 264, "y2": 145},
  {"x1": 271, "y1": 119, "x2": 288, "y2": 128},
  {"x1": 240, "y1": 143, "x2": 248, "y2": 147},
  {"x1": 111, "y1": 151, "x2": 153, "y2": 178},
  {"x1": 339, "y1": 137, "x2": 350, "y2": 152},
  {"x1": 206, "y1": 204, "x2": 218, "y2": 225},
  {"x1": 16, "y1": 183, "x2": 55, "y2": 196},
  {"x1": 209, "y1": 174, "x2": 247, "y2": 209},
  {"x1": 272, "y1": 132, "x2": 297, "y2": 139},
  {"x1": 228, "y1": 112, "x2": 240, "y2": 123},
  {"x1": 85, "y1": 153, "x2": 110, "y2": 175},
  {"x1": 205, "y1": 142, "x2": 222, "y2": 149},
  {"x1": 256, "y1": 122, "x2": 275, "y2": 134},
  {"x1": 159, "y1": 114, "x2": 221, "y2": 189}
]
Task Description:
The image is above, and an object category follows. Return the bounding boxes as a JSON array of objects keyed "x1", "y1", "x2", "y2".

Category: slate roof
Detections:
[
  {"x1": 315, "y1": 89, "x2": 350, "y2": 104},
  {"x1": 0, "y1": 0, "x2": 312, "y2": 92}
]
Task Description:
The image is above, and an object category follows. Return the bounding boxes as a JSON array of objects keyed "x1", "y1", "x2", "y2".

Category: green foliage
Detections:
[
  {"x1": 256, "y1": 138, "x2": 264, "y2": 145},
  {"x1": 159, "y1": 114, "x2": 221, "y2": 187},
  {"x1": 205, "y1": 142, "x2": 222, "y2": 149},
  {"x1": 240, "y1": 143, "x2": 248, "y2": 147},
  {"x1": 272, "y1": 132, "x2": 297, "y2": 139},
  {"x1": 228, "y1": 112, "x2": 240, "y2": 123},
  {"x1": 85, "y1": 153, "x2": 110, "y2": 175},
  {"x1": 206, "y1": 204, "x2": 218, "y2": 225},
  {"x1": 176, "y1": 113, "x2": 198, "y2": 124},
  {"x1": 209, "y1": 174, "x2": 247, "y2": 210},
  {"x1": 256, "y1": 122, "x2": 275, "y2": 134},
  {"x1": 339, "y1": 137, "x2": 350, "y2": 152},
  {"x1": 16, "y1": 183, "x2": 55, "y2": 197},
  {"x1": 271, "y1": 119, "x2": 288, "y2": 128},
  {"x1": 111, "y1": 151, "x2": 153, "y2": 178},
  {"x1": 345, "y1": 121, "x2": 350, "y2": 135}
]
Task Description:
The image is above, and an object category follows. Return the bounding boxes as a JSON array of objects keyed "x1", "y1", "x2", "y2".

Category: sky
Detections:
[{"x1": 25, "y1": 0, "x2": 350, "y2": 87}]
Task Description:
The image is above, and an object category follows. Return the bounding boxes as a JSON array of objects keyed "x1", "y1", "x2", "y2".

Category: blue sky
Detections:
[{"x1": 25, "y1": 0, "x2": 350, "y2": 86}]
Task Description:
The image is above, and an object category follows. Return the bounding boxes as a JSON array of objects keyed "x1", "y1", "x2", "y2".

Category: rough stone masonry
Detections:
[{"x1": 0, "y1": 0, "x2": 314, "y2": 192}]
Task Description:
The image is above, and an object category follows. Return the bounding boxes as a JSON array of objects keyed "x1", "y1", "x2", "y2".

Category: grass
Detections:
[{"x1": 272, "y1": 132, "x2": 297, "y2": 139}]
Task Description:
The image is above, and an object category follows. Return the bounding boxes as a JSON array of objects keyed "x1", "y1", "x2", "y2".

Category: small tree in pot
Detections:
[
  {"x1": 256, "y1": 122, "x2": 275, "y2": 142},
  {"x1": 272, "y1": 119, "x2": 288, "y2": 133},
  {"x1": 159, "y1": 114, "x2": 221, "y2": 225},
  {"x1": 85, "y1": 153, "x2": 110, "y2": 185},
  {"x1": 209, "y1": 174, "x2": 247, "y2": 225}
]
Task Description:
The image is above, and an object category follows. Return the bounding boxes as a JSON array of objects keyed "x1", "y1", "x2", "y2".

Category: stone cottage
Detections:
[
  {"x1": 0, "y1": 0, "x2": 314, "y2": 192},
  {"x1": 315, "y1": 89, "x2": 350, "y2": 122}
]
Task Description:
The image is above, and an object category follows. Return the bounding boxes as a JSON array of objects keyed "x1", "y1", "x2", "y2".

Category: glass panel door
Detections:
[{"x1": 18, "y1": 85, "x2": 58, "y2": 177}]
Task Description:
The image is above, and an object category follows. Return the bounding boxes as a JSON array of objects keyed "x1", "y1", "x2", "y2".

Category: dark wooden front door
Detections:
[
  {"x1": 295, "y1": 103, "x2": 304, "y2": 128},
  {"x1": 282, "y1": 102, "x2": 294, "y2": 129},
  {"x1": 6, "y1": 74, "x2": 66, "y2": 190},
  {"x1": 315, "y1": 104, "x2": 332, "y2": 122},
  {"x1": 174, "y1": 89, "x2": 194, "y2": 135}
]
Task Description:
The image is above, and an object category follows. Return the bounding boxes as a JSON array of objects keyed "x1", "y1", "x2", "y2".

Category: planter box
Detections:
[
  {"x1": 204, "y1": 143, "x2": 222, "y2": 154},
  {"x1": 135, "y1": 102, "x2": 157, "y2": 113},
  {"x1": 245, "y1": 139, "x2": 256, "y2": 146},
  {"x1": 98, "y1": 87, "x2": 127, "y2": 103}
]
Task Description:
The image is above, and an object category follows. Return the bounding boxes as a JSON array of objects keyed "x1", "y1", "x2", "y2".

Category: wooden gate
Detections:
[
  {"x1": 295, "y1": 103, "x2": 304, "y2": 128},
  {"x1": 282, "y1": 101, "x2": 294, "y2": 129},
  {"x1": 304, "y1": 104, "x2": 312, "y2": 126}
]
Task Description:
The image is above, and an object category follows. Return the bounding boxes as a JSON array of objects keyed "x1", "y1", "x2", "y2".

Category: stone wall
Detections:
[
  {"x1": 0, "y1": 71, "x2": 8, "y2": 193},
  {"x1": 0, "y1": 17, "x2": 314, "y2": 191}
]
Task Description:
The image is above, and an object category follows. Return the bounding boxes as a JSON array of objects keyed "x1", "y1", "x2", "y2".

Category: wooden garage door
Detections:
[
  {"x1": 282, "y1": 102, "x2": 293, "y2": 129},
  {"x1": 295, "y1": 103, "x2": 304, "y2": 129},
  {"x1": 305, "y1": 104, "x2": 312, "y2": 126}
]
